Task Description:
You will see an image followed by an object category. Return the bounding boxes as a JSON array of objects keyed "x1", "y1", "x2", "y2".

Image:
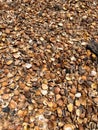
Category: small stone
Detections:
[
  {"x1": 91, "y1": 83, "x2": 97, "y2": 89},
  {"x1": 50, "y1": 58, "x2": 55, "y2": 61},
  {"x1": 81, "y1": 42, "x2": 88, "y2": 46},
  {"x1": 75, "y1": 100, "x2": 80, "y2": 106},
  {"x1": 2, "y1": 94, "x2": 10, "y2": 100},
  {"x1": 5, "y1": 28, "x2": 10, "y2": 34},
  {"x1": 29, "y1": 39, "x2": 33, "y2": 44},
  {"x1": 14, "y1": 90, "x2": 19, "y2": 95},
  {"x1": 2, "y1": 37, "x2": 5, "y2": 42},
  {"x1": 58, "y1": 22, "x2": 63, "y2": 27},
  {"x1": 15, "y1": 76, "x2": 20, "y2": 81},
  {"x1": 6, "y1": 60, "x2": 13, "y2": 65},
  {"x1": 67, "y1": 103, "x2": 73, "y2": 112},
  {"x1": 58, "y1": 122, "x2": 64, "y2": 127},
  {"x1": 56, "y1": 94, "x2": 61, "y2": 100},
  {"x1": 79, "y1": 98, "x2": 86, "y2": 106},
  {"x1": 2, "y1": 81, "x2": 8, "y2": 87},
  {"x1": 19, "y1": 82, "x2": 26, "y2": 89},
  {"x1": 23, "y1": 122, "x2": 29, "y2": 130},
  {"x1": 89, "y1": 90, "x2": 97, "y2": 97},
  {"x1": 40, "y1": 37, "x2": 44, "y2": 41},
  {"x1": 57, "y1": 107, "x2": 62, "y2": 117},
  {"x1": 77, "y1": 117, "x2": 83, "y2": 124},
  {"x1": 76, "y1": 109, "x2": 81, "y2": 116},
  {"x1": 81, "y1": 75, "x2": 87, "y2": 81},
  {"x1": 7, "y1": 72, "x2": 13, "y2": 78},
  {"x1": 25, "y1": 63, "x2": 32, "y2": 69},
  {"x1": 0, "y1": 31, "x2": 2, "y2": 35},
  {"x1": 24, "y1": 86, "x2": 30, "y2": 92},
  {"x1": 35, "y1": 90, "x2": 41, "y2": 96},
  {"x1": 2, "y1": 106, "x2": 10, "y2": 113},
  {"x1": 75, "y1": 93, "x2": 81, "y2": 98},
  {"x1": 30, "y1": 116, "x2": 35, "y2": 122},
  {"x1": 41, "y1": 90, "x2": 48, "y2": 95},
  {"x1": 92, "y1": 53, "x2": 96, "y2": 59},
  {"x1": 57, "y1": 99, "x2": 63, "y2": 107},
  {"x1": 50, "y1": 73, "x2": 56, "y2": 79},
  {"x1": 66, "y1": 75, "x2": 71, "y2": 81},
  {"x1": 9, "y1": 100, "x2": 17, "y2": 109},
  {"x1": 42, "y1": 79, "x2": 48, "y2": 84},
  {"x1": 86, "y1": 50, "x2": 91, "y2": 56},
  {"x1": 13, "y1": 52, "x2": 20, "y2": 58},
  {"x1": 12, "y1": 48, "x2": 18, "y2": 53},
  {"x1": 42, "y1": 84, "x2": 48, "y2": 90},
  {"x1": 92, "y1": 114, "x2": 98, "y2": 122},
  {"x1": 54, "y1": 87, "x2": 60, "y2": 94},
  {"x1": 17, "y1": 110, "x2": 24, "y2": 117},
  {"x1": 91, "y1": 70, "x2": 97, "y2": 76},
  {"x1": 70, "y1": 56, "x2": 76, "y2": 61},
  {"x1": 47, "y1": 102, "x2": 54, "y2": 108},
  {"x1": 9, "y1": 83, "x2": 16, "y2": 90},
  {"x1": 70, "y1": 87, "x2": 76, "y2": 94}
]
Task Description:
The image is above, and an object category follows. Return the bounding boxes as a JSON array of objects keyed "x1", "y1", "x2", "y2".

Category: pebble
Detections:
[
  {"x1": 58, "y1": 122, "x2": 64, "y2": 127},
  {"x1": 91, "y1": 83, "x2": 97, "y2": 89},
  {"x1": 41, "y1": 90, "x2": 48, "y2": 95},
  {"x1": 92, "y1": 114, "x2": 98, "y2": 122},
  {"x1": 76, "y1": 109, "x2": 81, "y2": 116},
  {"x1": 2, "y1": 94, "x2": 10, "y2": 100},
  {"x1": 81, "y1": 42, "x2": 88, "y2": 45},
  {"x1": 6, "y1": 60, "x2": 13, "y2": 65},
  {"x1": 1, "y1": 81, "x2": 8, "y2": 87},
  {"x1": 17, "y1": 110, "x2": 24, "y2": 117},
  {"x1": 90, "y1": 70, "x2": 97, "y2": 76},
  {"x1": 35, "y1": 90, "x2": 41, "y2": 96},
  {"x1": 47, "y1": 102, "x2": 54, "y2": 108},
  {"x1": 13, "y1": 52, "x2": 20, "y2": 58},
  {"x1": 54, "y1": 87, "x2": 60, "y2": 94},
  {"x1": 25, "y1": 63, "x2": 32, "y2": 69},
  {"x1": 2, "y1": 106, "x2": 10, "y2": 113},
  {"x1": 0, "y1": 31, "x2": 2, "y2": 35},
  {"x1": 7, "y1": 72, "x2": 13, "y2": 78},
  {"x1": 75, "y1": 93, "x2": 81, "y2": 98},
  {"x1": 29, "y1": 39, "x2": 33, "y2": 44},
  {"x1": 77, "y1": 117, "x2": 83, "y2": 124},
  {"x1": 9, "y1": 100, "x2": 17, "y2": 109},
  {"x1": 42, "y1": 84, "x2": 48, "y2": 90},
  {"x1": 67, "y1": 103, "x2": 73, "y2": 112},
  {"x1": 66, "y1": 76, "x2": 71, "y2": 81},
  {"x1": 57, "y1": 107, "x2": 62, "y2": 117},
  {"x1": 40, "y1": 37, "x2": 44, "y2": 41},
  {"x1": 57, "y1": 99, "x2": 64, "y2": 107},
  {"x1": 9, "y1": 83, "x2": 16, "y2": 89},
  {"x1": 70, "y1": 56, "x2": 76, "y2": 61},
  {"x1": 5, "y1": 28, "x2": 10, "y2": 34},
  {"x1": 56, "y1": 94, "x2": 61, "y2": 101},
  {"x1": 58, "y1": 22, "x2": 63, "y2": 27},
  {"x1": 70, "y1": 86, "x2": 77, "y2": 94}
]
